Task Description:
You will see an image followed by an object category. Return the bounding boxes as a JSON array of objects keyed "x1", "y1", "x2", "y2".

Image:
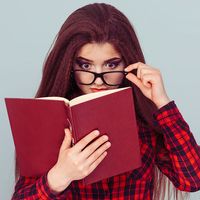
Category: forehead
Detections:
[{"x1": 77, "y1": 42, "x2": 121, "y2": 61}]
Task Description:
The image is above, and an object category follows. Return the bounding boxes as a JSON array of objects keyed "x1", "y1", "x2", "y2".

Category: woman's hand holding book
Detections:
[{"x1": 47, "y1": 128, "x2": 111, "y2": 193}]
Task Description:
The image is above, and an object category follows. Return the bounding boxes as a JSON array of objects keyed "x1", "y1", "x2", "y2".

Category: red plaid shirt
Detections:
[{"x1": 12, "y1": 101, "x2": 200, "y2": 199}]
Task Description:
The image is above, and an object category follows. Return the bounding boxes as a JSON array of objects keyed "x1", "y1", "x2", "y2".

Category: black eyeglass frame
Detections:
[{"x1": 72, "y1": 69, "x2": 137, "y2": 86}]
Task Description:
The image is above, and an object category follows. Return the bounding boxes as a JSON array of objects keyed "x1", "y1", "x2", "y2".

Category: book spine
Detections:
[
  {"x1": 68, "y1": 107, "x2": 78, "y2": 146},
  {"x1": 68, "y1": 107, "x2": 86, "y2": 185}
]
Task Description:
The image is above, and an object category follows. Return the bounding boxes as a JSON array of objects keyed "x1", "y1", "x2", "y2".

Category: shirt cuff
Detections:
[
  {"x1": 153, "y1": 101, "x2": 183, "y2": 126},
  {"x1": 36, "y1": 173, "x2": 69, "y2": 199}
]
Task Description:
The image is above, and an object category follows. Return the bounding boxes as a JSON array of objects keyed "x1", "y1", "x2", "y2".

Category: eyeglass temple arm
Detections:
[{"x1": 124, "y1": 68, "x2": 137, "y2": 75}]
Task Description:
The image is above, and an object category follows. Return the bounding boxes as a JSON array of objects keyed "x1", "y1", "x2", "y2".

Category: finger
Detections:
[
  {"x1": 80, "y1": 135, "x2": 109, "y2": 159},
  {"x1": 126, "y1": 73, "x2": 145, "y2": 90},
  {"x1": 139, "y1": 67, "x2": 152, "y2": 76},
  {"x1": 141, "y1": 74, "x2": 152, "y2": 88},
  {"x1": 125, "y1": 62, "x2": 150, "y2": 80},
  {"x1": 87, "y1": 151, "x2": 108, "y2": 175},
  {"x1": 139, "y1": 69, "x2": 155, "y2": 87},
  {"x1": 139, "y1": 67, "x2": 158, "y2": 78},
  {"x1": 73, "y1": 130, "x2": 100, "y2": 152},
  {"x1": 141, "y1": 73, "x2": 158, "y2": 86},
  {"x1": 124, "y1": 62, "x2": 144, "y2": 72},
  {"x1": 60, "y1": 128, "x2": 72, "y2": 152},
  {"x1": 137, "y1": 65, "x2": 156, "y2": 80},
  {"x1": 85, "y1": 141, "x2": 111, "y2": 166}
]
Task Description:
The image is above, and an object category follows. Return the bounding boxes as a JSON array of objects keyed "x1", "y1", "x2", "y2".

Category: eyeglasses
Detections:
[{"x1": 73, "y1": 70, "x2": 130, "y2": 86}]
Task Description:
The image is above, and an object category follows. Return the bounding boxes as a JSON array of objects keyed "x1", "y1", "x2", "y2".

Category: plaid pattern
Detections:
[{"x1": 12, "y1": 101, "x2": 200, "y2": 200}]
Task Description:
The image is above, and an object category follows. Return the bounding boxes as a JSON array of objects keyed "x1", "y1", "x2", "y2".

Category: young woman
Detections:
[{"x1": 12, "y1": 3, "x2": 200, "y2": 200}]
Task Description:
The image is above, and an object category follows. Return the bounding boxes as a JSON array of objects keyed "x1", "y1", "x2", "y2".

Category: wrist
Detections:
[
  {"x1": 155, "y1": 96, "x2": 171, "y2": 109},
  {"x1": 47, "y1": 166, "x2": 72, "y2": 193}
]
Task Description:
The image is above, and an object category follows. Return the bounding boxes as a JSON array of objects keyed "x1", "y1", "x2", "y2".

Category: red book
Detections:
[{"x1": 5, "y1": 87, "x2": 141, "y2": 185}]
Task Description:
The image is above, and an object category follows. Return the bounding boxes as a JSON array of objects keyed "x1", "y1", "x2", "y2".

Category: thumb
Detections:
[
  {"x1": 60, "y1": 128, "x2": 72, "y2": 151},
  {"x1": 126, "y1": 73, "x2": 144, "y2": 90}
]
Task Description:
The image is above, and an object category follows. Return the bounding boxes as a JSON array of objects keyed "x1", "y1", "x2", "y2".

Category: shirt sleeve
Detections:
[
  {"x1": 153, "y1": 101, "x2": 200, "y2": 192},
  {"x1": 11, "y1": 173, "x2": 70, "y2": 200}
]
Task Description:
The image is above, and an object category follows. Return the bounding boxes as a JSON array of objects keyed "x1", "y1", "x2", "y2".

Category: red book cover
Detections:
[{"x1": 5, "y1": 87, "x2": 141, "y2": 185}]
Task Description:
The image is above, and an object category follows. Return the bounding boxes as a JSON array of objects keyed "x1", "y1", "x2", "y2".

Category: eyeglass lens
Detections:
[{"x1": 74, "y1": 71, "x2": 125, "y2": 86}]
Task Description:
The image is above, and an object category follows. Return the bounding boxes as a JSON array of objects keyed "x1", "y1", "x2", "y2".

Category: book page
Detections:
[
  {"x1": 69, "y1": 87, "x2": 130, "y2": 107},
  {"x1": 38, "y1": 96, "x2": 70, "y2": 105}
]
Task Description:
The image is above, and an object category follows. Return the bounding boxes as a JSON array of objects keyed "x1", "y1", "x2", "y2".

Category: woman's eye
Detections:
[
  {"x1": 105, "y1": 62, "x2": 120, "y2": 69},
  {"x1": 81, "y1": 63, "x2": 90, "y2": 69},
  {"x1": 76, "y1": 61, "x2": 91, "y2": 70}
]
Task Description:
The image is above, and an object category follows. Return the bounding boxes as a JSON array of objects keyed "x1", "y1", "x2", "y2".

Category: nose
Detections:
[
  {"x1": 93, "y1": 67, "x2": 104, "y2": 85},
  {"x1": 94, "y1": 76, "x2": 104, "y2": 85}
]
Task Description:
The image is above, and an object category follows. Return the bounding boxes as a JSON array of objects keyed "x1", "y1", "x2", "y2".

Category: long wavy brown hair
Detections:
[{"x1": 15, "y1": 3, "x2": 188, "y2": 199}]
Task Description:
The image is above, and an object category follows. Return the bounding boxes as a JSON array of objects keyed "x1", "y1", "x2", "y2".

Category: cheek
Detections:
[
  {"x1": 74, "y1": 74, "x2": 80, "y2": 84},
  {"x1": 77, "y1": 84, "x2": 90, "y2": 94},
  {"x1": 110, "y1": 85, "x2": 119, "y2": 90}
]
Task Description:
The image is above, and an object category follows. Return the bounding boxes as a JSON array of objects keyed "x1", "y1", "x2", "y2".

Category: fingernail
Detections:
[
  {"x1": 103, "y1": 135, "x2": 109, "y2": 140},
  {"x1": 94, "y1": 130, "x2": 100, "y2": 135},
  {"x1": 64, "y1": 128, "x2": 69, "y2": 134},
  {"x1": 124, "y1": 68, "x2": 128, "y2": 72},
  {"x1": 107, "y1": 142, "x2": 111, "y2": 147}
]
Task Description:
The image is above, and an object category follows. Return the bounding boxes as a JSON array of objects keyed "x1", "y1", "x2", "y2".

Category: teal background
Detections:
[{"x1": 0, "y1": 1, "x2": 200, "y2": 199}]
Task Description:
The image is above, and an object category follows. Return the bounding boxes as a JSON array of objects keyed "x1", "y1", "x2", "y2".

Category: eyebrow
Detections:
[{"x1": 76, "y1": 56, "x2": 122, "y2": 63}]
